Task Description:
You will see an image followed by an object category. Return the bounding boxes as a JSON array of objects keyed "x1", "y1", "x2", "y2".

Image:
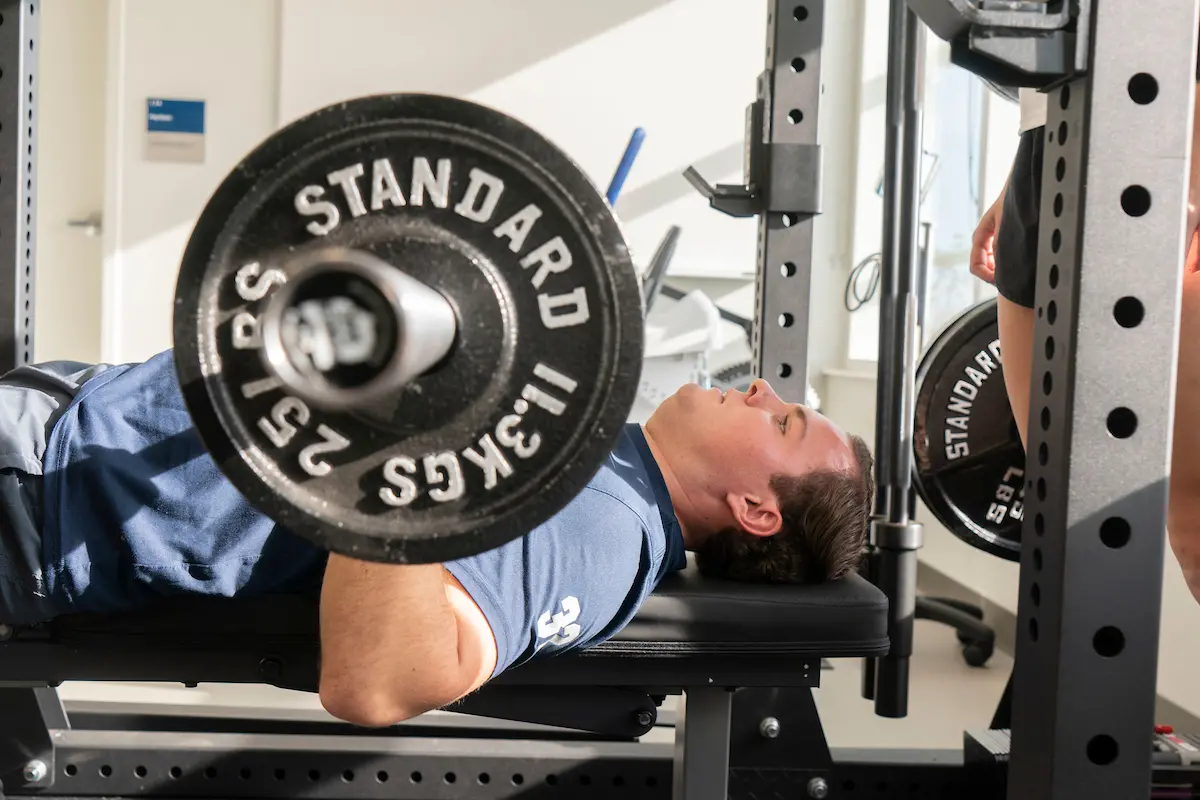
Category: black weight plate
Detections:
[
  {"x1": 174, "y1": 94, "x2": 644, "y2": 564},
  {"x1": 912, "y1": 299, "x2": 1025, "y2": 561}
]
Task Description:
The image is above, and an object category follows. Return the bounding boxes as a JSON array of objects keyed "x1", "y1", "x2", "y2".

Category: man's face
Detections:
[{"x1": 648, "y1": 379, "x2": 856, "y2": 491}]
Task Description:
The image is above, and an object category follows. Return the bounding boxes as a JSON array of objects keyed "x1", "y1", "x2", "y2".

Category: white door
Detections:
[{"x1": 33, "y1": 0, "x2": 108, "y2": 363}]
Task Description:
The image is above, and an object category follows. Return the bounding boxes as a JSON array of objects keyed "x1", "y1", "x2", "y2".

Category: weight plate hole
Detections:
[
  {"x1": 1029, "y1": 616, "x2": 1039, "y2": 641},
  {"x1": 781, "y1": 261, "x2": 797, "y2": 277},
  {"x1": 1093, "y1": 626, "x2": 1125, "y2": 657},
  {"x1": 1049, "y1": 264, "x2": 1060, "y2": 288},
  {"x1": 1114, "y1": 296, "x2": 1144, "y2": 328},
  {"x1": 1121, "y1": 186, "x2": 1151, "y2": 217},
  {"x1": 1128, "y1": 73, "x2": 1159, "y2": 104},
  {"x1": 1058, "y1": 120, "x2": 1068, "y2": 146},
  {"x1": 794, "y1": 5, "x2": 809, "y2": 20},
  {"x1": 791, "y1": 57, "x2": 806, "y2": 73},
  {"x1": 1107, "y1": 407, "x2": 1137, "y2": 439},
  {"x1": 1031, "y1": 582, "x2": 1040, "y2": 606},
  {"x1": 1056, "y1": 157, "x2": 1066, "y2": 182},
  {"x1": 1088, "y1": 735, "x2": 1119, "y2": 766},
  {"x1": 788, "y1": 109, "x2": 804, "y2": 124}
]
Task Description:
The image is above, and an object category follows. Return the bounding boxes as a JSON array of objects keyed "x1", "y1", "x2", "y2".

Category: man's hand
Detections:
[{"x1": 970, "y1": 184, "x2": 1007, "y2": 285}]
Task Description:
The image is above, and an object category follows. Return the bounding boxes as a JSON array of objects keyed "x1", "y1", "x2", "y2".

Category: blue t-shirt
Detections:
[{"x1": 39, "y1": 351, "x2": 687, "y2": 675}]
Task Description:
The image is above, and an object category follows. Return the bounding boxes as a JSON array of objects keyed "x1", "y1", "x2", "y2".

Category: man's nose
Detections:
[{"x1": 746, "y1": 379, "x2": 778, "y2": 405}]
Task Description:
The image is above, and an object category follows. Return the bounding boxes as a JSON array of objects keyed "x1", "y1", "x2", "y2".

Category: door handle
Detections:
[{"x1": 67, "y1": 213, "x2": 102, "y2": 237}]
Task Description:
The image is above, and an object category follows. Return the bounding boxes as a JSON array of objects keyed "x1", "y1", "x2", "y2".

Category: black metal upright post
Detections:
[
  {"x1": 1005, "y1": 0, "x2": 1196, "y2": 797},
  {"x1": 748, "y1": 0, "x2": 825, "y2": 401},
  {"x1": 683, "y1": 0, "x2": 824, "y2": 403},
  {"x1": 0, "y1": 0, "x2": 37, "y2": 373},
  {"x1": 862, "y1": 0, "x2": 926, "y2": 718}
]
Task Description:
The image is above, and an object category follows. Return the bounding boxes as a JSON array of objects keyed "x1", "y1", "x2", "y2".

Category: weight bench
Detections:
[{"x1": 0, "y1": 562, "x2": 888, "y2": 800}]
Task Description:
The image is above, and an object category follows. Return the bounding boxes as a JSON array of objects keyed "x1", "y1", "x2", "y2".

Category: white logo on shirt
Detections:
[{"x1": 536, "y1": 596, "x2": 582, "y2": 647}]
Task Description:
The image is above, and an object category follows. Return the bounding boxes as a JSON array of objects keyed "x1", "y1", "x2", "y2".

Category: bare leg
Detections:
[
  {"x1": 997, "y1": 296, "x2": 1037, "y2": 448},
  {"x1": 1169, "y1": 235, "x2": 1200, "y2": 602}
]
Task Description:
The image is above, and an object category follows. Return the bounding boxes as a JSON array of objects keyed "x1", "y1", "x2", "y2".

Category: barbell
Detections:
[{"x1": 172, "y1": 94, "x2": 645, "y2": 565}]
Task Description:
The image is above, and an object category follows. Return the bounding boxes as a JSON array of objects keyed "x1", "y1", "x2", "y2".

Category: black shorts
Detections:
[{"x1": 994, "y1": 126, "x2": 1044, "y2": 310}]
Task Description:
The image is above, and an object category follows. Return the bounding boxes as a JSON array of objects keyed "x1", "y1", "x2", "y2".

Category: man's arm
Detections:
[{"x1": 317, "y1": 553, "x2": 497, "y2": 727}]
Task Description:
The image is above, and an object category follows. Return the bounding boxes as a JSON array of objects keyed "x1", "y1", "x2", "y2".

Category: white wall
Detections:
[
  {"x1": 34, "y1": 0, "x2": 108, "y2": 363},
  {"x1": 102, "y1": 0, "x2": 281, "y2": 362}
]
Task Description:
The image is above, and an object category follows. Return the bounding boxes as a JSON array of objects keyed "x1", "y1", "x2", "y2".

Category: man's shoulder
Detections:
[{"x1": 572, "y1": 424, "x2": 666, "y2": 529}]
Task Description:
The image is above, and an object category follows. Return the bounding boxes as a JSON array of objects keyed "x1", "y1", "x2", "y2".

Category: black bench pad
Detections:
[{"x1": 0, "y1": 565, "x2": 888, "y2": 690}]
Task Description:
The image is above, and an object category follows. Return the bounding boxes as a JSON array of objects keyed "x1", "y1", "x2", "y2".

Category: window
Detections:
[{"x1": 845, "y1": 31, "x2": 1018, "y2": 364}]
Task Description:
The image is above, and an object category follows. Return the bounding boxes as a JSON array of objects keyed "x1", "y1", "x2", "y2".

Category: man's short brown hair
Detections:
[{"x1": 693, "y1": 434, "x2": 875, "y2": 583}]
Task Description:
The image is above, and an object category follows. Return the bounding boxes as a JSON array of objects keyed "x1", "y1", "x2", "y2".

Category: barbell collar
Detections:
[
  {"x1": 870, "y1": 519, "x2": 924, "y2": 552},
  {"x1": 259, "y1": 247, "x2": 458, "y2": 411}
]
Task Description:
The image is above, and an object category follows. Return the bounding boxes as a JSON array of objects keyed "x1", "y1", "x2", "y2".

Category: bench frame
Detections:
[{"x1": 2, "y1": 680, "x2": 958, "y2": 800}]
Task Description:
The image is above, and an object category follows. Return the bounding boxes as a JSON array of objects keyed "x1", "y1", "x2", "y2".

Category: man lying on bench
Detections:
[{"x1": 0, "y1": 351, "x2": 873, "y2": 727}]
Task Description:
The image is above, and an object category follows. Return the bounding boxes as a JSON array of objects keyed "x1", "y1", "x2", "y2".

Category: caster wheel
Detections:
[{"x1": 962, "y1": 641, "x2": 994, "y2": 668}]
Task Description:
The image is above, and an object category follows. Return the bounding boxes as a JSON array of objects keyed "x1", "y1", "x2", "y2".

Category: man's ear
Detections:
[{"x1": 726, "y1": 492, "x2": 782, "y2": 538}]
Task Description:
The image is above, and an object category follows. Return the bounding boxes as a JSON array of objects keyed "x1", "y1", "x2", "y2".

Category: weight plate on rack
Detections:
[
  {"x1": 912, "y1": 299, "x2": 1025, "y2": 561},
  {"x1": 174, "y1": 94, "x2": 644, "y2": 564}
]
